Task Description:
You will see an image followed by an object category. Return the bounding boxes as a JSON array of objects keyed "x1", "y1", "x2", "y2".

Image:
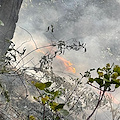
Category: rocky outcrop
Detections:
[
  {"x1": 0, "y1": 1, "x2": 23, "y2": 119},
  {"x1": 0, "y1": 0, "x2": 23, "y2": 62}
]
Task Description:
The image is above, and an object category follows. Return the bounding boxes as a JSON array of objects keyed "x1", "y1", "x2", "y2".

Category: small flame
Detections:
[
  {"x1": 31, "y1": 42, "x2": 76, "y2": 73},
  {"x1": 56, "y1": 56, "x2": 76, "y2": 73},
  {"x1": 30, "y1": 42, "x2": 45, "y2": 54},
  {"x1": 36, "y1": 49, "x2": 45, "y2": 54}
]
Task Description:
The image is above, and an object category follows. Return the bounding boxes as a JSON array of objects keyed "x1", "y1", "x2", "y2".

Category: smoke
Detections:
[
  {"x1": 12, "y1": 0, "x2": 120, "y2": 76},
  {"x1": 12, "y1": 0, "x2": 120, "y2": 108},
  {"x1": 12, "y1": 0, "x2": 120, "y2": 77}
]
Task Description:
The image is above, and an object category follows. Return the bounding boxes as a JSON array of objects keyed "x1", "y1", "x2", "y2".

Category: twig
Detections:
[
  {"x1": 19, "y1": 26, "x2": 38, "y2": 49},
  {"x1": 86, "y1": 90, "x2": 105, "y2": 120},
  {"x1": 88, "y1": 82, "x2": 115, "y2": 92},
  {"x1": 15, "y1": 45, "x2": 53, "y2": 68},
  {"x1": 43, "y1": 104, "x2": 45, "y2": 120}
]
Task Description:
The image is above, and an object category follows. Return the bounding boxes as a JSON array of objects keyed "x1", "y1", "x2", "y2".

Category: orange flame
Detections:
[
  {"x1": 56, "y1": 56, "x2": 76, "y2": 73},
  {"x1": 31, "y1": 42, "x2": 76, "y2": 73}
]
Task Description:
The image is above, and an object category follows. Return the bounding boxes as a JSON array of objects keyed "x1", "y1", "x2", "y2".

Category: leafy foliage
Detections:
[
  {"x1": 29, "y1": 115, "x2": 36, "y2": 120},
  {"x1": 83, "y1": 63, "x2": 120, "y2": 120},
  {"x1": 87, "y1": 63, "x2": 120, "y2": 91},
  {"x1": 32, "y1": 80, "x2": 68, "y2": 119},
  {"x1": 0, "y1": 23, "x2": 119, "y2": 120}
]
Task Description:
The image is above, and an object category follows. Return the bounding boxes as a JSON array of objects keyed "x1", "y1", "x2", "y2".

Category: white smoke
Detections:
[{"x1": 12, "y1": 1, "x2": 120, "y2": 119}]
